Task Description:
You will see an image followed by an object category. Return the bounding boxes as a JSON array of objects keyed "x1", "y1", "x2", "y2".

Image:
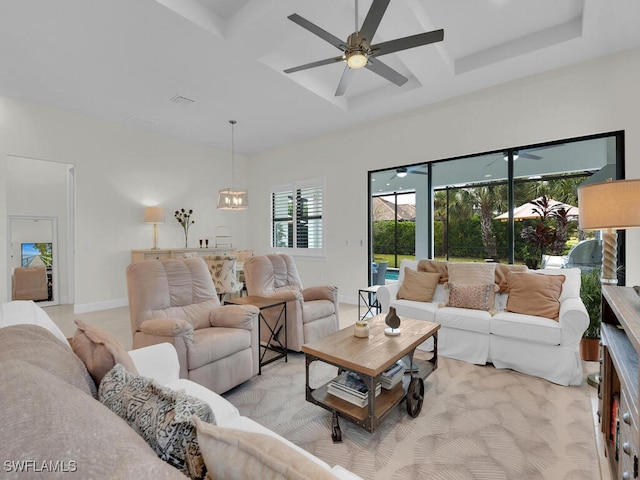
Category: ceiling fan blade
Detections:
[
  {"x1": 335, "y1": 65, "x2": 355, "y2": 96},
  {"x1": 365, "y1": 57, "x2": 407, "y2": 86},
  {"x1": 287, "y1": 14, "x2": 346, "y2": 50},
  {"x1": 359, "y1": 0, "x2": 390, "y2": 46},
  {"x1": 371, "y1": 29, "x2": 444, "y2": 57},
  {"x1": 284, "y1": 56, "x2": 345, "y2": 74},
  {"x1": 520, "y1": 153, "x2": 543, "y2": 160}
]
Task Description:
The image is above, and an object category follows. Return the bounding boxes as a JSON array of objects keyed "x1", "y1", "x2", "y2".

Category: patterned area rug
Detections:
[{"x1": 223, "y1": 353, "x2": 600, "y2": 480}]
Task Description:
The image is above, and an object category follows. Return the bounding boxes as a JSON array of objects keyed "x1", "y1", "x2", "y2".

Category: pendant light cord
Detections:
[
  {"x1": 229, "y1": 120, "x2": 236, "y2": 188},
  {"x1": 355, "y1": 0, "x2": 358, "y2": 31}
]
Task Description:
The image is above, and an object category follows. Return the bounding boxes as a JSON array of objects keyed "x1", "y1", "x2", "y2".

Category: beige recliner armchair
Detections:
[
  {"x1": 126, "y1": 257, "x2": 259, "y2": 394},
  {"x1": 243, "y1": 253, "x2": 339, "y2": 351}
]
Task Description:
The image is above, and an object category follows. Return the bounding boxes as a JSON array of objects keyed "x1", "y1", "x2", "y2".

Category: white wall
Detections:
[
  {"x1": 0, "y1": 98, "x2": 250, "y2": 309},
  {"x1": 1, "y1": 48, "x2": 639, "y2": 310},
  {"x1": 247, "y1": 48, "x2": 640, "y2": 303}
]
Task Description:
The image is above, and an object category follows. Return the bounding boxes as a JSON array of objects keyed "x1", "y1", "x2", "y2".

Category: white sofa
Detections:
[
  {"x1": 0, "y1": 301, "x2": 361, "y2": 480},
  {"x1": 377, "y1": 260, "x2": 589, "y2": 386}
]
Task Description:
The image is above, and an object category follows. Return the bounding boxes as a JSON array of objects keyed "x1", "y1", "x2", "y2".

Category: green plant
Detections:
[{"x1": 580, "y1": 268, "x2": 602, "y2": 339}]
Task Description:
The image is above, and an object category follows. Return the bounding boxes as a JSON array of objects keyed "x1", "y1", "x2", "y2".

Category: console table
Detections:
[
  {"x1": 131, "y1": 248, "x2": 231, "y2": 263},
  {"x1": 599, "y1": 285, "x2": 640, "y2": 480}
]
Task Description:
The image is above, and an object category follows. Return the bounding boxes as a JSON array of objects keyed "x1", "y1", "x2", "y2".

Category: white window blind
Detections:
[{"x1": 271, "y1": 179, "x2": 324, "y2": 254}]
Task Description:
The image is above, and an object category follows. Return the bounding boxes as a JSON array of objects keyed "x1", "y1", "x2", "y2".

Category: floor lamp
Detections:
[
  {"x1": 144, "y1": 207, "x2": 165, "y2": 250},
  {"x1": 577, "y1": 178, "x2": 640, "y2": 284}
]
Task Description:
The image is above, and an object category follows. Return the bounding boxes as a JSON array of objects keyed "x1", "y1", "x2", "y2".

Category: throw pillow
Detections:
[
  {"x1": 71, "y1": 319, "x2": 138, "y2": 386},
  {"x1": 99, "y1": 364, "x2": 213, "y2": 480},
  {"x1": 506, "y1": 272, "x2": 566, "y2": 321},
  {"x1": 447, "y1": 262, "x2": 496, "y2": 287},
  {"x1": 494, "y1": 264, "x2": 529, "y2": 293},
  {"x1": 446, "y1": 283, "x2": 495, "y2": 311},
  {"x1": 417, "y1": 259, "x2": 448, "y2": 284},
  {"x1": 397, "y1": 268, "x2": 441, "y2": 302},
  {"x1": 193, "y1": 416, "x2": 339, "y2": 480}
]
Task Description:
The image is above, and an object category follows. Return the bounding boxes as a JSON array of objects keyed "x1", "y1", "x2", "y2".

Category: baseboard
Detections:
[{"x1": 74, "y1": 297, "x2": 128, "y2": 314}]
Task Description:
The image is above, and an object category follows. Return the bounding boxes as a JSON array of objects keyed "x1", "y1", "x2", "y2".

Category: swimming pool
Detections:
[{"x1": 386, "y1": 269, "x2": 399, "y2": 281}]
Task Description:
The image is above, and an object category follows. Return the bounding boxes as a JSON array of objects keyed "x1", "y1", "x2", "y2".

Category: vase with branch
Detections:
[{"x1": 174, "y1": 208, "x2": 194, "y2": 247}]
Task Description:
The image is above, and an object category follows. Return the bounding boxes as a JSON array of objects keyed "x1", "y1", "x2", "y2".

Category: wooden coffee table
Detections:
[{"x1": 302, "y1": 314, "x2": 439, "y2": 442}]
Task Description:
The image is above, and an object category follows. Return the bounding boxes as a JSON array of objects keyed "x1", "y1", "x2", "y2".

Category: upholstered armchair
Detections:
[
  {"x1": 243, "y1": 253, "x2": 339, "y2": 351},
  {"x1": 126, "y1": 257, "x2": 259, "y2": 394}
]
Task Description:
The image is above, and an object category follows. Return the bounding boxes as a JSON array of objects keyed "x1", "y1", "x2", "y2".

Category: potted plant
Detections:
[{"x1": 579, "y1": 267, "x2": 602, "y2": 361}]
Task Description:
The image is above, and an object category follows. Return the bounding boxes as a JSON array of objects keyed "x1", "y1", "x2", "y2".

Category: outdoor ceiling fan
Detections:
[
  {"x1": 284, "y1": 0, "x2": 444, "y2": 96},
  {"x1": 391, "y1": 167, "x2": 427, "y2": 179}
]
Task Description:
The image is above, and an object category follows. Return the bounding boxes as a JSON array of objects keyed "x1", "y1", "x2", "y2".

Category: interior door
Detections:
[{"x1": 8, "y1": 216, "x2": 59, "y2": 306}]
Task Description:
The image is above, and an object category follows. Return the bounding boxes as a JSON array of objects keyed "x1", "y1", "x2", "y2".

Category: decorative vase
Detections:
[
  {"x1": 184, "y1": 234, "x2": 188, "y2": 248},
  {"x1": 354, "y1": 320, "x2": 369, "y2": 338},
  {"x1": 385, "y1": 306, "x2": 401, "y2": 336}
]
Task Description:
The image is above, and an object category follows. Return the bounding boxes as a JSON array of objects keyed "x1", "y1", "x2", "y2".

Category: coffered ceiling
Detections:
[{"x1": 0, "y1": 0, "x2": 638, "y2": 155}]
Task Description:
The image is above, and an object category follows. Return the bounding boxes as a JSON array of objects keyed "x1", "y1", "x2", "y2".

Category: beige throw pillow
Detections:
[
  {"x1": 193, "y1": 417, "x2": 339, "y2": 480},
  {"x1": 417, "y1": 259, "x2": 448, "y2": 284},
  {"x1": 71, "y1": 319, "x2": 138, "y2": 386},
  {"x1": 495, "y1": 264, "x2": 528, "y2": 293},
  {"x1": 506, "y1": 272, "x2": 566, "y2": 321},
  {"x1": 446, "y1": 283, "x2": 494, "y2": 311},
  {"x1": 397, "y1": 268, "x2": 441, "y2": 302}
]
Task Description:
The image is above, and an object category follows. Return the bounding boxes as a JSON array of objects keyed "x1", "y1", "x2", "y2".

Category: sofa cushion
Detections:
[
  {"x1": 0, "y1": 359, "x2": 186, "y2": 479},
  {"x1": 188, "y1": 327, "x2": 251, "y2": 369},
  {"x1": 193, "y1": 416, "x2": 339, "y2": 480},
  {"x1": 495, "y1": 264, "x2": 528, "y2": 293},
  {"x1": 390, "y1": 300, "x2": 438, "y2": 323},
  {"x1": 72, "y1": 319, "x2": 139, "y2": 386},
  {"x1": 446, "y1": 283, "x2": 494, "y2": 311},
  {"x1": 99, "y1": 364, "x2": 213, "y2": 480},
  {"x1": 535, "y1": 268, "x2": 580, "y2": 300},
  {"x1": 397, "y1": 268, "x2": 441, "y2": 302},
  {"x1": 417, "y1": 259, "x2": 448, "y2": 284},
  {"x1": 0, "y1": 324, "x2": 97, "y2": 397},
  {"x1": 506, "y1": 272, "x2": 565, "y2": 321},
  {"x1": 491, "y1": 311, "x2": 563, "y2": 345},
  {"x1": 436, "y1": 307, "x2": 492, "y2": 334}
]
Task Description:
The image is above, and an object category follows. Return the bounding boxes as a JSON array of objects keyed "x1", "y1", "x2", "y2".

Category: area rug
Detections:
[{"x1": 223, "y1": 353, "x2": 600, "y2": 480}]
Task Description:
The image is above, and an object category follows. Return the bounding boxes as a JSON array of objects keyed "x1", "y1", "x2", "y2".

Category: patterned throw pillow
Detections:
[
  {"x1": 99, "y1": 364, "x2": 213, "y2": 480},
  {"x1": 446, "y1": 283, "x2": 494, "y2": 311}
]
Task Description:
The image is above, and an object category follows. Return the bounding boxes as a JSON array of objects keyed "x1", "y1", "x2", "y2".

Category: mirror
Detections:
[{"x1": 8, "y1": 216, "x2": 59, "y2": 306}]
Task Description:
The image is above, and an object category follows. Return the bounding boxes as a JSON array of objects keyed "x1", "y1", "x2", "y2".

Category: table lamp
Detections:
[
  {"x1": 577, "y1": 178, "x2": 640, "y2": 284},
  {"x1": 144, "y1": 207, "x2": 165, "y2": 250}
]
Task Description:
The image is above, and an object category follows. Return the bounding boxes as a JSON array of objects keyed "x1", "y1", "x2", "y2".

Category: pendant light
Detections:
[{"x1": 217, "y1": 119, "x2": 249, "y2": 210}]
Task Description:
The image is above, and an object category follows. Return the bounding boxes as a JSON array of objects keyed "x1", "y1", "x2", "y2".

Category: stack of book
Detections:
[
  {"x1": 380, "y1": 361, "x2": 405, "y2": 390},
  {"x1": 328, "y1": 371, "x2": 381, "y2": 407}
]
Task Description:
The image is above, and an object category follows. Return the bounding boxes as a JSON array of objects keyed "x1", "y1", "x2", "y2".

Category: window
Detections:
[{"x1": 271, "y1": 179, "x2": 324, "y2": 255}]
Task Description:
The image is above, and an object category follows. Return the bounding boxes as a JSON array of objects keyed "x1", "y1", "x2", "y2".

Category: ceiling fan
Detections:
[
  {"x1": 391, "y1": 166, "x2": 427, "y2": 179},
  {"x1": 284, "y1": 0, "x2": 444, "y2": 96}
]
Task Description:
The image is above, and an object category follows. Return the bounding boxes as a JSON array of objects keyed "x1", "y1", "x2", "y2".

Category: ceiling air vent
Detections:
[{"x1": 170, "y1": 94, "x2": 195, "y2": 105}]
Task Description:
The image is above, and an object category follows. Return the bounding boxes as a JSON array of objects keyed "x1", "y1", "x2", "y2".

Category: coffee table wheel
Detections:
[
  {"x1": 406, "y1": 377, "x2": 424, "y2": 418},
  {"x1": 331, "y1": 412, "x2": 342, "y2": 443}
]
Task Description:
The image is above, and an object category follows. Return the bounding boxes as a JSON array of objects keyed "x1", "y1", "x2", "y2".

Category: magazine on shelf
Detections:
[
  {"x1": 327, "y1": 385, "x2": 370, "y2": 407},
  {"x1": 330, "y1": 372, "x2": 380, "y2": 396},
  {"x1": 380, "y1": 361, "x2": 405, "y2": 389}
]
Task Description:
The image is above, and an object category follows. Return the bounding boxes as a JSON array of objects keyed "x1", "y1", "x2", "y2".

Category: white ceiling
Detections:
[{"x1": 0, "y1": 0, "x2": 638, "y2": 155}]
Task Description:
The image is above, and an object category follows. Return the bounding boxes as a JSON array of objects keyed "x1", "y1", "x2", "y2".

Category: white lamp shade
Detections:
[
  {"x1": 144, "y1": 207, "x2": 165, "y2": 224},
  {"x1": 217, "y1": 188, "x2": 249, "y2": 210},
  {"x1": 578, "y1": 179, "x2": 640, "y2": 230}
]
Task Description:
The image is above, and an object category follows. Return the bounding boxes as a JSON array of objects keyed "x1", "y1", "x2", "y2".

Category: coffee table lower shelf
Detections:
[{"x1": 305, "y1": 356, "x2": 436, "y2": 440}]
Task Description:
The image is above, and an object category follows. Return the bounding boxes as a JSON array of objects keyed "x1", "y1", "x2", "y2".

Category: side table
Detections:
[
  {"x1": 225, "y1": 295, "x2": 287, "y2": 374},
  {"x1": 358, "y1": 285, "x2": 382, "y2": 320}
]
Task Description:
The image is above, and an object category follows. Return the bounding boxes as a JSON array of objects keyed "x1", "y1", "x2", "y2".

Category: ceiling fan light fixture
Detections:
[
  {"x1": 396, "y1": 168, "x2": 408, "y2": 178},
  {"x1": 346, "y1": 49, "x2": 368, "y2": 69}
]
